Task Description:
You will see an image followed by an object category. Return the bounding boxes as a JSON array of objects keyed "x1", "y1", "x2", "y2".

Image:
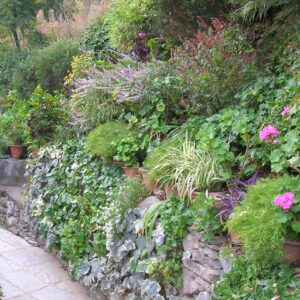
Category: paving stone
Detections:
[
  {"x1": 2, "y1": 270, "x2": 47, "y2": 293},
  {"x1": 0, "y1": 279, "x2": 23, "y2": 299},
  {"x1": 31, "y1": 285, "x2": 87, "y2": 300},
  {"x1": 0, "y1": 228, "x2": 90, "y2": 300}
]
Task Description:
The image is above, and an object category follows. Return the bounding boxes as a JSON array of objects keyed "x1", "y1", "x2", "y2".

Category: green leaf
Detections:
[{"x1": 291, "y1": 221, "x2": 300, "y2": 233}]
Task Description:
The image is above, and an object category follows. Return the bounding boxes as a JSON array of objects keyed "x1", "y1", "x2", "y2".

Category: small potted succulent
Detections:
[{"x1": 112, "y1": 135, "x2": 142, "y2": 179}]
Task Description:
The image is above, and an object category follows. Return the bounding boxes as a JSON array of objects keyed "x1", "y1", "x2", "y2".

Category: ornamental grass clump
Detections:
[
  {"x1": 149, "y1": 136, "x2": 223, "y2": 199},
  {"x1": 227, "y1": 175, "x2": 300, "y2": 266}
]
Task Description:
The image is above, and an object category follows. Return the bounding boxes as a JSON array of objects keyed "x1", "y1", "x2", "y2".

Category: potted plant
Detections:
[
  {"x1": 85, "y1": 121, "x2": 135, "y2": 165},
  {"x1": 227, "y1": 175, "x2": 300, "y2": 266},
  {"x1": 6, "y1": 125, "x2": 29, "y2": 159},
  {"x1": 149, "y1": 136, "x2": 224, "y2": 200},
  {"x1": 112, "y1": 135, "x2": 142, "y2": 179}
]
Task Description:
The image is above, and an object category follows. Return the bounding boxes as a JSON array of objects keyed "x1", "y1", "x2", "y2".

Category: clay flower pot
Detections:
[
  {"x1": 9, "y1": 145, "x2": 24, "y2": 159},
  {"x1": 283, "y1": 240, "x2": 300, "y2": 264},
  {"x1": 139, "y1": 168, "x2": 158, "y2": 191},
  {"x1": 122, "y1": 166, "x2": 140, "y2": 179}
]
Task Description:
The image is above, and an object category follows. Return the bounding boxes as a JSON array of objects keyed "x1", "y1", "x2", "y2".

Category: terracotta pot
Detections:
[
  {"x1": 139, "y1": 168, "x2": 158, "y2": 191},
  {"x1": 122, "y1": 166, "x2": 140, "y2": 179},
  {"x1": 283, "y1": 240, "x2": 300, "y2": 264},
  {"x1": 9, "y1": 145, "x2": 24, "y2": 159}
]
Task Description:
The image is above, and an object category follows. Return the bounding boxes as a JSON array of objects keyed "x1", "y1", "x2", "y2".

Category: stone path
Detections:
[{"x1": 0, "y1": 228, "x2": 89, "y2": 300}]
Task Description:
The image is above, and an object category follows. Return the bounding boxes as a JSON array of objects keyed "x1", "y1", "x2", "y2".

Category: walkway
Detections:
[{"x1": 0, "y1": 228, "x2": 89, "y2": 300}]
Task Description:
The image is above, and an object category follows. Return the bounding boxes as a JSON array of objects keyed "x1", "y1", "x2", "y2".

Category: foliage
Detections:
[
  {"x1": 85, "y1": 121, "x2": 135, "y2": 163},
  {"x1": 229, "y1": 0, "x2": 300, "y2": 21},
  {"x1": 149, "y1": 136, "x2": 224, "y2": 198},
  {"x1": 212, "y1": 255, "x2": 300, "y2": 299},
  {"x1": 26, "y1": 86, "x2": 68, "y2": 147},
  {"x1": 146, "y1": 195, "x2": 194, "y2": 287},
  {"x1": 104, "y1": 0, "x2": 156, "y2": 51},
  {"x1": 78, "y1": 208, "x2": 168, "y2": 299},
  {"x1": 192, "y1": 194, "x2": 223, "y2": 241},
  {"x1": 182, "y1": 19, "x2": 257, "y2": 115},
  {"x1": 238, "y1": 70, "x2": 300, "y2": 173},
  {"x1": 0, "y1": 0, "x2": 75, "y2": 47},
  {"x1": 112, "y1": 134, "x2": 143, "y2": 167},
  {"x1": 227, "y1": 175, "x2": 300, "y2": 266},
  {"x1": 0, "y1": 95, "x2": 31, "y2": 146},
  {"x1": 100, "y1": 178, "x2": 149, "y2": 229},
  {"x1": 154, "y1": 0, "x2": 225, "y2": 43},
  {"x1": 80, "y1": 20, "x2": 110, "y2": 59},
  {"x1": 12, "y1": 39, "x2": 79, "y2": 95},
  {"x1": 0, "y1": 46, "x2": 27, "y2": 96},
  {"x1": 28, "y1": 140, "x2": 124, "y2": 271}
]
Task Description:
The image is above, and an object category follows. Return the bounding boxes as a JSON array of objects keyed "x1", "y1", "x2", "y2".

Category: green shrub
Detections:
[
  {"x1": 0, "y1": 45, "x2": 27, "y2": 96},
  {"x1": 85, "y1": 121, "x2": 135, "y2": 162},
  {"x1": 212, "y1": 255, "x2": 300, "y2": 299},
  {"x1": 104, "y1": 0, "x2": 156, "y2": 51},
  {"x1": 227, "y1": 175, "x2": 300, "y2": 266},
  {"x1": 12, "y1": 40, "x2": 79, "y2": 95},
  {"x1": 80, "y1": 20, "x2": 110, "y2": 58}
]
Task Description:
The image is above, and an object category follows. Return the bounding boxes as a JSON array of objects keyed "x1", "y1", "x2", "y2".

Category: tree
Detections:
[{"x1": 0, "y1": 0, "x2": 74, "y2": 48}]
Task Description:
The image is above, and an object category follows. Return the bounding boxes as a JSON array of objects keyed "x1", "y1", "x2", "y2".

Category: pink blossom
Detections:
[
  {"x1": 274, "y1": 192, "x2": 294, "y2": 211},
  {"x1": 273, "y1": 139, "x2": 279, "y2": 145},
  {"x1": 259, "y1": 125, "x2": 280, "y2": 142},
  {"x1": 138, "y1": 32, "x2": 146, "y2": 38},
  {"x1": 281, "y1": 106, "x2": 291, "y2": 117}
]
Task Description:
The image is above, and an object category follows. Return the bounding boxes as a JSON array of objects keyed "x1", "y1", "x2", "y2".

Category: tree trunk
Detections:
[{"x1": 12, "y1": 30, "x2": 20, "y2": 48}]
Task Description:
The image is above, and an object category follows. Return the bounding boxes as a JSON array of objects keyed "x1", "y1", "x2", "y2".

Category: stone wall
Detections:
[
  {"x1": 182, "y1": 228, "x2": 229, "y2": 300},
  {"x1": 0, "y1": 159, "x2": 27, "y2": 186},
  {"x1": 0, "y1": 189, "x2": 38, "y2": 245}
]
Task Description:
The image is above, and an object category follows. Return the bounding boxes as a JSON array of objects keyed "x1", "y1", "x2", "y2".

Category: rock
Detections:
[
  {"x1": 182, "y1": 269, "x2": 201, "y2": 295},
  {"x1": 7, "y1": 216, "x2": 18, "y2": 226},
  {"x1": 183, "y1": 258, "x2": 221, "y2": 282},
  {"x1": 191, "y1": 251, "x2": 222, "y2": 269},
  {"x1": 138, "y1": 196, "x2": 160, "y2": 210},
  {"x1": 195, "y1": 291, "x2": 211, "y2": 300},
  {"x1": 0, "y1": 159, "x2": 27, "y2": 186},
  {"x1": 183, "y1": 234, "x2": 195, "y2": 252}
]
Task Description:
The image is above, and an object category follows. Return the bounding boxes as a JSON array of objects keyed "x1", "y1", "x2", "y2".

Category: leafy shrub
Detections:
[
  {"x1": 146, "y1": 195, "x2": 193, "y2": 287},
  {"x1": 100, "y1": 178, "x2": 149, "y2": 228},
  {"x1": 154, "y1": 0, "x2": 225, "y2": 43},
  {"x1": 192, "y1": 194, "x2": 223, "y2": 241},
  {"x1": 212, "y1": 255, "x2": 300, "y2": 299},
  {"x1": 12, "y1": 39, "x2": 79, "y2": 95},
  {"x1": 227, "y1": 175, "x2": 300, "y2": 266},
  {"x1": 0, "y1": 45, "x2": 27, "y2": 96},
  {"x1": 28, "y1": 140, "x2": 124, "y2": 271},
  {"x1": 104, "y1": 0, "x2": 156, "y2": 51},
  {"x1": 80, "y1": 20, "x2": 110, "y2": 58},
  {"x1": 85, "y1": 121, "x2": 136, "y2": 162}
]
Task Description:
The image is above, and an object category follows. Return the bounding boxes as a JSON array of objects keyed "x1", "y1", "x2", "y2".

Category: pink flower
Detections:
[
  {"x1": 259, "y1": 125, "x2": 280, "y2": 142},
  {"x1": 138, "y1": 32, "x2": 146, "y2": 38},
  {"x1": 281, "y1": 106, "x2": 291, "y2": 117},
  {"x1": 273, "y1": 139, "x2": 279, "y2": 145},
  {"x1": 274, "y1": 192, "x2": 294, "y2": 211}
]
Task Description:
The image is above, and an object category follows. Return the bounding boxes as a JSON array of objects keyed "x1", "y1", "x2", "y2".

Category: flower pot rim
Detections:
[
  {"x1": 284, "y1": 240, "x2": 300, "y2": 246},
  {"x1": 9, "y1": 145, "x2": 24, "y2": 147}
]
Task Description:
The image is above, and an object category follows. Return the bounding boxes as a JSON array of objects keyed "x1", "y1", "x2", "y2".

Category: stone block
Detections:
[{"x1": 0, "y1": 158, "x2": 27, "y2": 186}]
